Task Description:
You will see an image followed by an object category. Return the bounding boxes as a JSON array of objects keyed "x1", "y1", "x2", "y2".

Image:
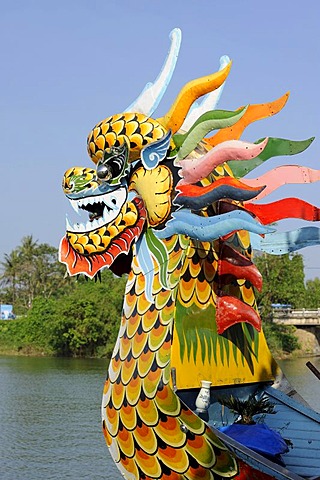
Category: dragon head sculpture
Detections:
[{"x1": 59, "y1": 29, "x2": 320, "y2": 480}]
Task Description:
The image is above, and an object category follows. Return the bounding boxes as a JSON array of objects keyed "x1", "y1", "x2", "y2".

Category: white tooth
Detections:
[
  {"x1": 70, "y1": 199, "x2": 80, "y2": 214},
  {"x1": 66, "y1": 216, "x2": 73, "y2": 231}
]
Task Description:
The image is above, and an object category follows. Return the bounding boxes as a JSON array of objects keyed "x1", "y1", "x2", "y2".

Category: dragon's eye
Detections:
[
  {"x1": 97, "y1": 163, "x2": 113, "y2": 181},
  {"x1": 96, "y1": 142, "x2": 129, "y2": 184}
]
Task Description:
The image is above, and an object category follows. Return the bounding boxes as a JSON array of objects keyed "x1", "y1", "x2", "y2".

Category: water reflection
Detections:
[
  {"x1": 0, "y1": 356, "x2": 121, "y2": 480},
  {"x1": 0, "y1": 355, "x2": 319, "y2": 479},
  {"x1": 278, "y1": 356, "x2": 320, "y2": 412}
]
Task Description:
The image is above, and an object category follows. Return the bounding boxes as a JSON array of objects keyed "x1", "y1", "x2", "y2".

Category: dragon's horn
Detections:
[
  {"x1": 181, "y1": 55, "x2": 230, "y2": 131},
  {"x1": 124, "y1": 28, "x2": 182, "y2": 116},
  {"x1": 157, "y1": 61, "x2": 232, "y2": 134}
]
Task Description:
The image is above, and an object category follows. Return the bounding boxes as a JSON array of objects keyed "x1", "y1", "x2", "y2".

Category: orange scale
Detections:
[
  {"x1": 185, "y1": 436, "x2": 215, "y2": 468},
  {"x1": 148, "y1": 323, "x2": 168, "y2": 352},
  {"x1": 132, "y1": 331, "x2": 148, "y2": 359},
  {"x1": 141, "y1": 308, "x2": 159, "y2": 332},
  {"x1": 185, "y1": 465, "x2": 214, "y2": 480},
  {"x1": 159, "y1": 471, "x2": 182, "y2": 480},
  {"x1": 135, "y1": 273, "x2": 147, "y2": 296},
  {"x1": 154, "y1": 289, "x2": 172, "y2": 311},
  {"x1": 168, "y1": 269, "x2": 183, "y2": 287},
  {"x1": 211, "y1": 448, "x2": 237, "y2": 475},
  {"x1": 119, "y1": 403, "x2": 137, "y2": 431},
  {"x1": 162, "y1": 364, "x2": 171, "y2": 386},
  {"x1": 240, "y1": 285, "x2": 255, "y2": 306},
  {"x1": 132, "y1": 422, "x2": 158, "y2": 455},
  {"x1": 151, "y1": 273, "x2": 163, "y2": 295},
  {"x1": 102, "y1": 420, "x2": 112, "y2": 446},
  {"x1": 108, "y1": 357, "x2": 121, "y2": 383},
  {"x1": 203, "y1": 261, "x2": 217, "y2": 283},
  {"x1": 136, "y1": 397, "x2": 159, "y2": 426},
  {"x1": 154, "y1": 385, "x2": 180, "y2": 416},
  {"x1": 102, "y1": 378, "x2": 111, "y2": 402},
  {"x1": 189, "y1": 262, "x2": 202, "y2": 279},
  {"x1": 105, "y1": 404, "x2": 119, "y2": 437},
  {"x1": 159, "y1": 303, "x2": 174, "y2": 325},
  {"x1": 119, "y1": 336, "x2": 132, "y2": 362},
  {"x1": 123, "y1": 298, "x2": 137, "y2": 321},
  {"x1": 126, "y1": 375, "x2": 142, "y2": 406},
  {"x1": 204, "y1": 427, "x2": 228, "y2": 450},
  {"x1": 179, "y1": 407, "x2": 205, "y2": 435},
  {"x1": 121, "y1": 356, "x2": 137, "y2": 385},
  {"x1": 154, "y1": 415, "x2": 185, "y2": 448},
  {"x1": 134, "y1": 448, "x2": 162, "y2": 478},
  {"x1": 111, "y1": 381, "x2": 126, "y2": 410},
  {"x1": 137, "y1": 294, "x2": 154, "y2": 316},
  {"x1": 156, "y1": 343, "x2": 171, "y2": 369},
  {"x1": 137, "y1": 349, "x2": 155, "y2": 378},
  {"x1": 117, "y1": 426, "x2": 135, "y2": 458},
  {"x1": 157, "y1": 445, "x2": 189, "y2": 474},
  {"x1": 237, "y1": 230, "x2": 250, "y2": 249},
  {"x1": 127, "y1": 312, "x2": 141, "y2": 338},
  {"x1": 195, "y1": 280, "x2": 211, "y2": 301},
  {"x1": 119, "y1": 455, "x2": 140, "y2": 479},
  {"x1": 143, "y1": 368, "x2": 163, "y2": 398},
  {"x1": 178, "y1": 281, "x2": 196, "y2": 303}
]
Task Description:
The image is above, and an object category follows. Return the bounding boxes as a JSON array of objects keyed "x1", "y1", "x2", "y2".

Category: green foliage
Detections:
[
  {"x1": 0, "y1": 235, "x2": 70, "y2": 313},
  {"x1": 305, "y1": 278, "x2": 320, "y2": 309},
  {"x1": 263, "y1": 323, "x2": 300, "y2": 356},
  {"x1": 218, "y1": 394, "x2": 275, "y2": 425},
  {"x1": 0, "y1": 264, "x2": 126, "y2": 357},
  {"x1": 255, "y1": 253, "x2": 306, "y2": 321}
]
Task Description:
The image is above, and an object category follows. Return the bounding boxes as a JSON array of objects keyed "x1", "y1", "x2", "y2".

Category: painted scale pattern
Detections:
[
  {"x1": 87, "y1": 113, "x2": 168, "y2": 164},
  {"x1": 102, "y1": 235, "x2": 238, "y2": 479}
]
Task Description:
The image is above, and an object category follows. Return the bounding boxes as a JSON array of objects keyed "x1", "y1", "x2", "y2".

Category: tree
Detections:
[
  {"x1": 305, "y1": 278, "x2": 320, "y2": 309},
  {"x1": 0, "y1": 250, "x2": 20, "y2": 304},
  {"x1": 0, "y1": 236, "x2": 70, "y2": 312},
  {"x1": 254, "y1": 253, "x2": 306, "y2": 320}
]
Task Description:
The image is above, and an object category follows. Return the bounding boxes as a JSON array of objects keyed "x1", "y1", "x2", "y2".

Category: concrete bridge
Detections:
[{"x1": 272, "y1": 308, "x2": 320, "y2": 326}]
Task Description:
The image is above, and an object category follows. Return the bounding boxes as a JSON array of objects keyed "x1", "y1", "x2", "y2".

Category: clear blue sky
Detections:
[{"x1": 1, "y1": 0, "x2": 320, "y2": 278}]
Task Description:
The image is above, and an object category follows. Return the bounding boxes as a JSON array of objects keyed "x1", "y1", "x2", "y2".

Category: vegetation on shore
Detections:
[{"x1": 0, "y1": 237, "x2": 319, "y2": 358}]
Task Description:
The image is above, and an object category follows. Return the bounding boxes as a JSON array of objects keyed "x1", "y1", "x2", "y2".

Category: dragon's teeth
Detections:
[
  {"x1": 66, "y1": 215, "x2": 73, "y2": 230},
  {"x1": 70, "y1": 199, "x2": 80, "y2": 214}
]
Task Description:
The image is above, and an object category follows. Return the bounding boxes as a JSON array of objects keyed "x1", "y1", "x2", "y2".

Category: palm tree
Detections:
[{"x1": 0, "y1": 249, "x2": 21, "y2": 303}]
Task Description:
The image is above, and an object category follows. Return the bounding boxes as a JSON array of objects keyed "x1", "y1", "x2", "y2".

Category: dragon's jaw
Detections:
[
  {"x1": 65, "y1": 187, "x2": 127, "y2": 233},
  {"x1": 60, "y1": 191, "x2": 147, "y2": 278}
]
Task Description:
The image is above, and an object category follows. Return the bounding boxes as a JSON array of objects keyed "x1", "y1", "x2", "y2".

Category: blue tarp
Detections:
[{"x1": 218, "y1": 423, "x2": 289, "y2": 457}]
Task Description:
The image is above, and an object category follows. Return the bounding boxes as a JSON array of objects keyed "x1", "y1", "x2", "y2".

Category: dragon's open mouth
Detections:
[{"x1": 66, "y1": 188, "x2": 127, "y2": 233}]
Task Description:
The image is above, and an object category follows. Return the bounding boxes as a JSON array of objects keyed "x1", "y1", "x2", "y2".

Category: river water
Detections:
[{"x1": 0, "y1": 355, "x2": 319, "y2": 480}]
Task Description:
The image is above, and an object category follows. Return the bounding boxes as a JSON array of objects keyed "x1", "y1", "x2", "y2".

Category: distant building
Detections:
[{"x1": 0, "y1": 304, "x2": 16, "y2": 320}]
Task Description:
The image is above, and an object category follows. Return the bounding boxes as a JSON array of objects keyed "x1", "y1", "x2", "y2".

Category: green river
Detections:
[{"x1": 0, "y1": 355, "x2": 319, "y2": 479}]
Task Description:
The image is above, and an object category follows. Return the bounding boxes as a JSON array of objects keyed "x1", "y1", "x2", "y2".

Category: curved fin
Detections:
[
  {"x1": 125, "y1": 28, "x2": 182, "y2": 116},
  {"x1": 175, "y1": 177, "x2": 265, "y2": 210},
  {"x1": 157, "y1": 61, "x2": 232, "y2": 134},
  {"x1": 216, "y1": 296, "x2": 261, "y2": 334},
  {"x1": 228, "y1": 137, "x2": 314, "y2": 178},
  {"x1": 178, "y1": 138, "x2": 268, "y2": 185},
  {"x1": 155, "y1": 209, "x2": 274, "y2": 241},
  {"x1": 175, "y1": 108, "x2": 247, "y2": 160},
  {"x1": 245, "y1": 198, "x2": 320, "y2": 224},
  {"x1": 181, "y1": 55, "x2": 230, "y2": 131},
  {"x1": 242, "y1": 164, "x2": 320, "y2": 200},
  {"x1": 250, "y1": 227, "x2": 320, "y2": 254},
  {"x1": 206, "y1": 92, "x2": 289, "y2": 148}
]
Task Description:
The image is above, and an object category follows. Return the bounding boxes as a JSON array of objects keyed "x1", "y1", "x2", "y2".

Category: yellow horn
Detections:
[{"x1": 157, "y1": 61, "x2": 232, "y2": 134}]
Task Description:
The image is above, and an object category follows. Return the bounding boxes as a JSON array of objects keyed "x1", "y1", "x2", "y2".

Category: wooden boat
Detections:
[{"x1": 59, "y1": 29, "x2": 320, "y2": 479}]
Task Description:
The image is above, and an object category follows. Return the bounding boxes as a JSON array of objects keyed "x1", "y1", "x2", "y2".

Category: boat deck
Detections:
[{"x1": 178, "y1": 383, "x2": 320, "y2": 479}]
